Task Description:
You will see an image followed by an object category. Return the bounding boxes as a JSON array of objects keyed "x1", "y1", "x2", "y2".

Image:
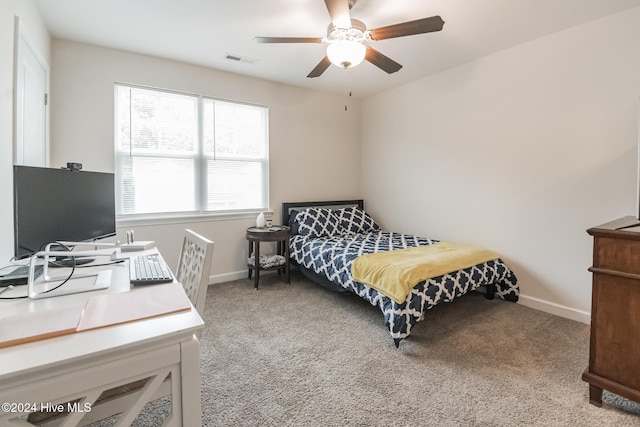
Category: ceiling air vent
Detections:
[{"x1": 225, "y1": 53, "x2": 259, "y2": 65}]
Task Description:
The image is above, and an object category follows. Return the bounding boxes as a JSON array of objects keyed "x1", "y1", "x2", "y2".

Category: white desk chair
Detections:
[
  {"x1": 87, "y1": 230, "x2": 214, "y2": 423},
  {"x1": 175, "y1": 229, "x2": 215, "y2": 318}
]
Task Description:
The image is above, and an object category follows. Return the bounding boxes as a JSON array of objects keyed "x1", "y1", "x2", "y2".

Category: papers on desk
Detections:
[
  {"x1": 0, "y1": 306, "x2": 84, "y2": 349},
  {"x1": 0, "y1": 283, "x2": 192, "y2": 349},
  {"x1": 77, "y1": 283, "x2": 191, "y2": 331}
]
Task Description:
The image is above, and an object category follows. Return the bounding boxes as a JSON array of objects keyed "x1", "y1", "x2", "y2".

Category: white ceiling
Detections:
[{"x1": 33, "y1": 0, "x2": 640, "y2": 99}]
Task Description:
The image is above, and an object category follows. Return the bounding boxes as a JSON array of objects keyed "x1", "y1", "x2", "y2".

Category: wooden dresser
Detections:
[{"x1": 583, "y1": 216, "x2": 640, "y2": 406}]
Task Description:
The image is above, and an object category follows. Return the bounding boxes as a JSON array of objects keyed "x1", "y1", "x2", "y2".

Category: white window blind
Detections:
[{"x1": 115, "y1": 85, "x2": 268, "y2": 216}]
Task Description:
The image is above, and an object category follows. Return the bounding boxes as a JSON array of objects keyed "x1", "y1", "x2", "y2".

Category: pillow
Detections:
[
  {"x1": 248, "y1": 254, "x2": 286, "y2": 269},
  {"x1": 295, "y1": 208, "x2": 341, "y2": 238},
  {"x1": 334, "y1": 206, "x2": 380, "y2": 234},
  {"x1": 288, "y1": 209, "x2": 301, "y2": 235}
]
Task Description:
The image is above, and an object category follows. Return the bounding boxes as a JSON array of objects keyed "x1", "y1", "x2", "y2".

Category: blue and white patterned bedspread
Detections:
[{"x1": 290, "y1": 231, "x2": 519, "y2": 345}]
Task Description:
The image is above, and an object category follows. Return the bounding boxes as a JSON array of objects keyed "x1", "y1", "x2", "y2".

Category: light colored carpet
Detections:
[
  {"x1": 198, "y1": 271, "x2": 640, "y2": 427},
  {"x1": 89, "y1": 270, "x2": 640, "y2": 426}
]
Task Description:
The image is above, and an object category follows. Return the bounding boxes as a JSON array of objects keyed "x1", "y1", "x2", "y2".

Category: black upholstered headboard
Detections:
[{"x1": 281, "y1": 199, "x2": 364, "y2": 229}]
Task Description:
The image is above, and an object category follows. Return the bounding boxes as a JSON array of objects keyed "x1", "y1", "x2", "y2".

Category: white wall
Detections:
[
  {"x1": 49, "y1": 39, "x2": 362, "y2": 280},
  {"x1": 361, "y1": 7, "x2": 640, "y2": 322},
  {"x1": 0, "y1": 0, "x2": 49, "y2": 264}
]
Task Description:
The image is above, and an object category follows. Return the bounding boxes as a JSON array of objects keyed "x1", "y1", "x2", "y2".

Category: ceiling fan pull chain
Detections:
[
  {"x1": 344, "y1": 67, "x2": 349, "y2": 111},
  {"x1": 342, "y1": 66, "x2": 355, "y2": 111}
]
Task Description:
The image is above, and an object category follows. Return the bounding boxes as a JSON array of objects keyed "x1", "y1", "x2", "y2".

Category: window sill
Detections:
[{"x1": 117, "y1": 210, "x2": 273, "y2": 228}]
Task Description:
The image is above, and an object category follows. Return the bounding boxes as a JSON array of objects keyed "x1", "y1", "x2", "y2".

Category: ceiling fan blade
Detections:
[
  {"x1": 255, "y1": 36, "x2": 323, "y2": 44},
  {"x1": 369, "y1": 16, "x2": 445, "y2": 41},
  {"x1": 365, "y1": 47, "x2": 402, "y2": 74},
  {"x1": 307, "y1": 56, "x2": 332, "y2": 78},
  {"x1": 324, "y1": 0, "x2": 352, "y2": 29}
]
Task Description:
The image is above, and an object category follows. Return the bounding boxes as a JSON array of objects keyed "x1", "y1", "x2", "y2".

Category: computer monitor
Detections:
[{"x1": 13, "y1": 165, "x2": 116, "y2": 260}]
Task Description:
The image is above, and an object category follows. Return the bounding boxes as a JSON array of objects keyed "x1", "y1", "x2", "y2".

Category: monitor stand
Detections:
[
  {"x1": 48, "y1": 256, "x2": 96, "y2": 268},
  {"x1": 28, "y1": 269, "x2": 111, "y2": 299},
  {"x1": 25, "y1": 244, "x2": 114, "y2": 299},
  {"x1": 44, "y1": 242, "x2": 97, "y2": 267}
]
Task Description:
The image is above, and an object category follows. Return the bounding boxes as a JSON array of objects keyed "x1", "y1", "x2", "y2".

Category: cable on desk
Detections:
[
  {"x1": 76, "y1": 259, "x2": 125, "y2": 268},
  {"x1": 0, "y1": 257, "x2": 76, "y2": 300}
]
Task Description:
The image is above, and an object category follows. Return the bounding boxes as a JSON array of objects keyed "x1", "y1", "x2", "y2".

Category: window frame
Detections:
[{"x1": 114, "y1": 83, "x2": 269, "y2": 223}]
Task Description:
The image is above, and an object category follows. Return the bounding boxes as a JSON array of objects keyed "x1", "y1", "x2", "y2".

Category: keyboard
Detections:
[{"x1": 129, "y1": 253, "x2": 174, "y2": 285}]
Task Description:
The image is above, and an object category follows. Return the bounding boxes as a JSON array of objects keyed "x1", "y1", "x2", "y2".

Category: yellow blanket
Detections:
[{"x1": 351, "y1": 241, "x2": 501, "y2": 304}]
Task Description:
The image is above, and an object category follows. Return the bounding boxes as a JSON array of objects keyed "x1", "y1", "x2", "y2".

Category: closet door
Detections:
[{"x1": 15, "y1": 19, "x2": 48, "y2": 167}]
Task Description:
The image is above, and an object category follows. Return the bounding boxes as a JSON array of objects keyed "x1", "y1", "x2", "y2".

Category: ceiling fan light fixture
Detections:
[
  {"x1": 254, "y1": 2, "x2": 444, "y2": 79},
  {"x1": 327, "y1": 40, "x2": 366, "y2": 68}
]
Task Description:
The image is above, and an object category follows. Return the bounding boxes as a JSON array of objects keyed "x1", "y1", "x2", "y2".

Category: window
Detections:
[{"x1": 115, "y1": 84, "x2": 268, "y2": 217}]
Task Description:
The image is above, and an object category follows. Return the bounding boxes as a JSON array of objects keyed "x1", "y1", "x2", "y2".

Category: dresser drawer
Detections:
[{"x1": 593, "y1": 236, "x2": 640, "y2": 276}]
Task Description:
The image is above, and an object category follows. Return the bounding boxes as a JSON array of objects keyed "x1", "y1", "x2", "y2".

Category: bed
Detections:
[{"x1": 282, "y1": 200, "x2": 519, "y2": 347}]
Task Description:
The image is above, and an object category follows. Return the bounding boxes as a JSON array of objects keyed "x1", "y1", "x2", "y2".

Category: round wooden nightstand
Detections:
[{"x1": 246, "y1": 225, "x2": 291, "y2": 290}]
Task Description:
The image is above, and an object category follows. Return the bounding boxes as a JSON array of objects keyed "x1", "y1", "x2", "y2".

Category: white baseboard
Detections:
[
  {"x1": 517, "y1": 294, "x2": 591, "y2": 324},
  {"x1": 207, "y1": 269, "x2": 282, "y2": 285},
  {"x1": 208, "y1": 270, "x2": 247, "y2": 285}
]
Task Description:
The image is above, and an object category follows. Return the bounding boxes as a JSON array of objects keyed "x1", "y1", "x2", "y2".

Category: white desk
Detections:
[{"x1": 0, "y1": 252, "x2": 204, "y2": 426}]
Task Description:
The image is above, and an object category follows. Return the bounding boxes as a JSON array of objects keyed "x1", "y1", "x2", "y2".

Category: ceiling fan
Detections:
[{"x1": 255, "y1": 0, "x2": 444, "y2": 78}]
